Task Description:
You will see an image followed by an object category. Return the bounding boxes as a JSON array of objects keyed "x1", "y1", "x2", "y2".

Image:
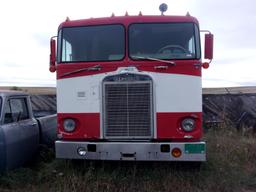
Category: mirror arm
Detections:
[{"x1": 200, "y1": 30, "x2": 212, "y2": 34}]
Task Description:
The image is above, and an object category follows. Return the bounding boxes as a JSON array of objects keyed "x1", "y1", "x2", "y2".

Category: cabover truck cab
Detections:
[{"x1": 50, "y1": 11, "x2": 213, "y2": 161}]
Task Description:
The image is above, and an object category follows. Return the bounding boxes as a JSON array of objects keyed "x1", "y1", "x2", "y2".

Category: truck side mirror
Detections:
[
  {"x1": 49, "y1": 38, "x2": 56, "y2": 72},
  {"x1": 204, "y1": 33, "x2": 214, "y2": 60}
]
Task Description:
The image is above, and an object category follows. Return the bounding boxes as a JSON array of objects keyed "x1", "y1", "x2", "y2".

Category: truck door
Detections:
[{"x1": 2, "y1": 97, "x2": 39, "y2": 170}]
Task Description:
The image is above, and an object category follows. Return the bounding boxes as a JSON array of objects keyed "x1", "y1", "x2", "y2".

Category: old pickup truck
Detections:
[{"x1": 0, "y1": 90, "x2": 56, "y2": 172}]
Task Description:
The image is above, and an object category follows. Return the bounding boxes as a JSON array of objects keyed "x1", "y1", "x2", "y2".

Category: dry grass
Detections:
[
  {"x1": 1, "y1": 129, "x2": 256, "y2": 192},
  {"x1": 203, "y1": 86, "x2": 256, "y2": 94},
  {"x1": 0, "y1": 86, "x2": 56, "y2": 95},
  {"x1": 2, "y1": 86, "x2": 256, "y2": 95}
]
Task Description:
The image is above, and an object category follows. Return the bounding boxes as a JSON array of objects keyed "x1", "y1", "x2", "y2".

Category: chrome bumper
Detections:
[{"x1": 55, "y1": 141, "x2": 206, "y2": 161}]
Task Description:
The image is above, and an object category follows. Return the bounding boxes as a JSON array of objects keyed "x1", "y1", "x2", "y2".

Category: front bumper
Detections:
[{"x1": 55, "y1": 141, "x2": 206, "y2": 161}]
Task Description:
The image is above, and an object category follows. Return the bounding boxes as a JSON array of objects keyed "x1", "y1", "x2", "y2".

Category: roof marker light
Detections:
[{"x1": 125, "y1": 11, "x2": 129, "y2": 16}]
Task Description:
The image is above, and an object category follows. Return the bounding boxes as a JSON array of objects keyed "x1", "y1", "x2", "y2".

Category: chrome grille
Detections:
[{"x1": 103, "y1": 74, "x2": 153, "y2": 139}]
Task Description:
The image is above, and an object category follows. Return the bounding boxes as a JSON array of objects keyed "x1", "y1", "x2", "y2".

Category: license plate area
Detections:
[{"x1": 185, "y1": 143, "x2": 205, "y2": 154}]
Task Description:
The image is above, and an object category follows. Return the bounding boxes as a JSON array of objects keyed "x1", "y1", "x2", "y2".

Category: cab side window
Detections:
[
  {"x1": 4, "y1": 98, "x2": 29, "y2": 124},
  {"x1": 3, "y1": 100, "x2": 12, "y2": 124}
]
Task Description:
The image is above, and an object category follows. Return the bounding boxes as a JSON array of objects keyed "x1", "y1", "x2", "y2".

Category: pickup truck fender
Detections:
[{"x1": 37, "y1": 114, "x2": 57, "y2": 146}]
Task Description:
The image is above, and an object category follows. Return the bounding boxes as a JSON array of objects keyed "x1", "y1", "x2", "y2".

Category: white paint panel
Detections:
[
  {"x1": 57, "y1": 74, "x2": 104, "y2": 113},
  {"x1": 152, "y1": 73, "x2": 202, "y2": 112},
  {"x1": 57, "y1": 69, "x2": 202, "y2": 113}
]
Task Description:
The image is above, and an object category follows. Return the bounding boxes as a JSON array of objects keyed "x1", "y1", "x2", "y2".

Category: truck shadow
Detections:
[{"x1": 68, "y1": 160, "x2": 203, "y2": 173}]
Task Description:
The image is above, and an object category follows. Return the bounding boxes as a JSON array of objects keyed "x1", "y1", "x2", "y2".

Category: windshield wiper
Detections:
[
  {"x1": 131, "y1": 55, "x2": 176, "y2": 66},
  {"x1": 61, "y1": 64, "x2": 101, "y2": 77}
]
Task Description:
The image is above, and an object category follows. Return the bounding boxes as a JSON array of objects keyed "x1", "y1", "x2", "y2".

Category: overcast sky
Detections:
[{"x1": 0, "y1": 0, "x2": 255, "y2": 87}]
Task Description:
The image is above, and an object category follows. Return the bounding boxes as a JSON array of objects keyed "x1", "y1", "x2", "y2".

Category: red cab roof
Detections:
[{"x1": 58, "y1": 15, "x2": 199, "y2": 29}]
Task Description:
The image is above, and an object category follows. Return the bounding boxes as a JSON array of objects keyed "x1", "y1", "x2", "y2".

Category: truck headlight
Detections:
[
  {"x1": 63, "y1": 118, "x2": 76, "y2": 132},
  {"x1": 181, "y1": 118, "x2": 195, "y2": 132}
]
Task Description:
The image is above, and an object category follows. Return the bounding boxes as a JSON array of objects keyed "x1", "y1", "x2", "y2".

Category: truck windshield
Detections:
[
  {"x1": 60, "y1": 25, "x2": 125, "y2": 62},
  {"x1": 129, "y1": 23, "x2": 200, "y2": 60}
]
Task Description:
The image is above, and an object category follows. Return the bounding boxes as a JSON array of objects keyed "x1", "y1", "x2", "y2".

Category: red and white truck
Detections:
[{"x1": 50, "y1": 6, "x2": 213, "y2": 161}]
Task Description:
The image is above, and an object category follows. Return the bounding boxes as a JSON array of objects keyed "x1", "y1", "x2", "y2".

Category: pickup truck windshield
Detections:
[
  {"x1": 60, "y1": 25, "x2": 125, "y2": 62},
  {"x1": 129, "y1": 23, "x2": 200, "y2": 60}
]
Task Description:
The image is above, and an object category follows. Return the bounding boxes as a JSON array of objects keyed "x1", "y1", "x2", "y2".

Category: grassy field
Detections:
[{"x1": 0, "y1": 128, "x2": 256, "y2": 192}]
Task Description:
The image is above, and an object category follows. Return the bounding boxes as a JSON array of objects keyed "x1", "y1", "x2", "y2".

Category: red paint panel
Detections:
[
  {"x1": 58, "y1": 112, "x2": 202, "y2": 141},
  {"x1": 157, "y1": 112, "x2": 202, "y2": 141},
  {"x1": 57, "y1": 60, "x2": 201, "y2": 80},
  {"x1": 58, "y1": 113, "x2": 100, "y2": 140}
]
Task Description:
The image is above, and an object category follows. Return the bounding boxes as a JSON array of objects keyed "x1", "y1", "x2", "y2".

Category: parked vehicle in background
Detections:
[
  {"x1": 50, "y1": 4, "x2": 213, "y2": 162},
  {"x1": 0, "y1": 90, "x2": 56, "y2": 172}
]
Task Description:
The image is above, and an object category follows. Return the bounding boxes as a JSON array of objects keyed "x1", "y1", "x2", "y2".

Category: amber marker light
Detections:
[{"x1": 171, "y1": 148, "x2": 182, "y2": 158}]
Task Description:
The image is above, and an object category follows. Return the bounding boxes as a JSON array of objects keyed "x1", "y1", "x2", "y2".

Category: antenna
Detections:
[{"x1": 159, "y1": 3, "x2": 168, "y2": 15}]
